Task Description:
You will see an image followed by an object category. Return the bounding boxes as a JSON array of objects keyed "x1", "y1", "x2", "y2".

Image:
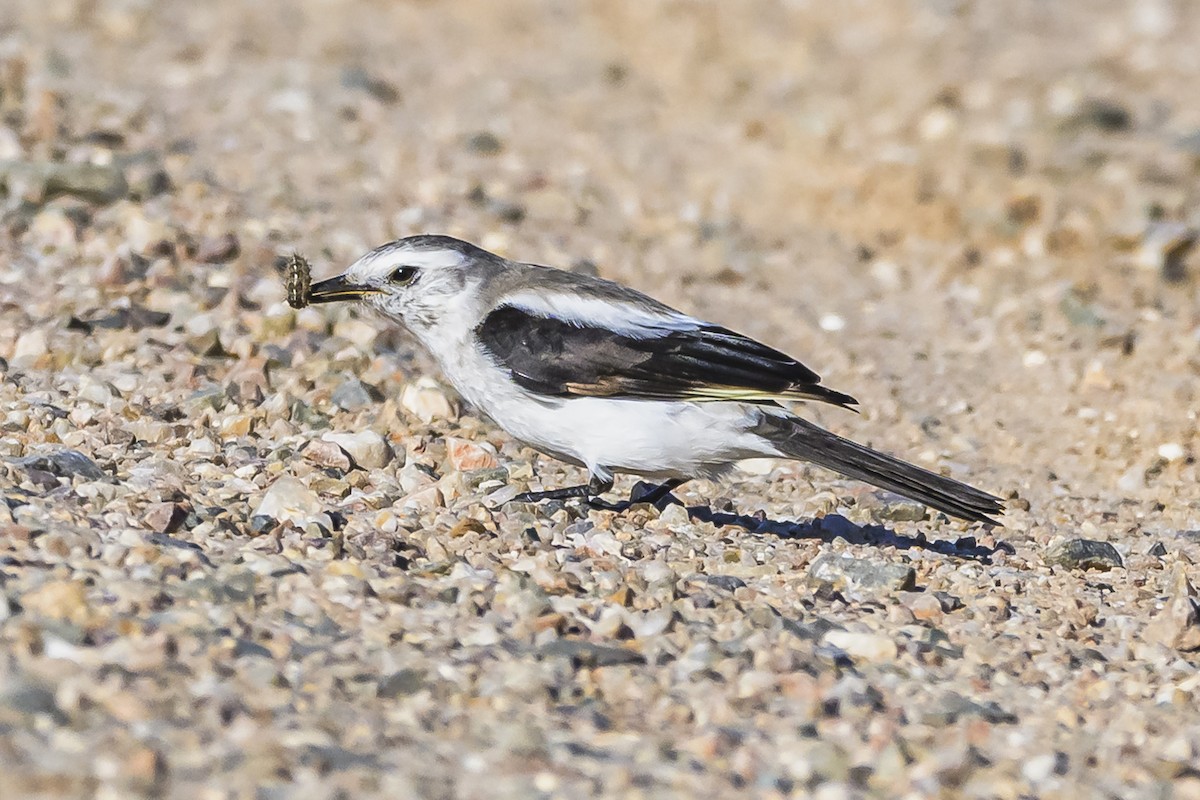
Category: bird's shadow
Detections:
[{"x1": 682, "y1": 506, "x2": 1012, "y2": 564}]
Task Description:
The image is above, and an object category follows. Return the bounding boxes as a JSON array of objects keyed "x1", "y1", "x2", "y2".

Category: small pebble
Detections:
[
  {"x1": 400, "y1": 377, "x2": 457, "y2": 422},
  {"x1": 196, "y1": 233, "x2": 240, "y2": 264},
  {"x1": 808, "y1": 553, "x2": 916, "y2": 592},
  {"x1": 322, "y1": 430, "x2": 393, "y2": 469},
  {"x1": 1158, "y1": 443, "x2": 1185, "y2": 461},
  {"x1": 303, "y1": 439, "x2": 353, "y2": 471},
  {"x1": 819, "y1": 313, "x2": 846, "y2": 332},
  {"x1": 1044, "y1": 538, "x2": 1124, "y2": 571},
  {"x1": 822, "y1": 630, "x2": 898, "y2": 663},
  {"x1": 331, "y1": 377, "x2": 378, "y2": 411},
  {"x1": 14, "y1": 448, "x2": 106, "y2": 480},
  {"x1": 253, "y1": 476, "x2": 326, "y2": 527},
  {"x1": 446, "y1": 437, "x2": 499, "y2": 471},
  {"x1": 1146, "y1": 564, "x2": 1200, "y2": 651}
]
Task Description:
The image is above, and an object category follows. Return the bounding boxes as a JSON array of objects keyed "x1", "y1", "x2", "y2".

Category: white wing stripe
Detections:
[{"x1": 502, "y1": 291, "x2": 700, "y2": 338}]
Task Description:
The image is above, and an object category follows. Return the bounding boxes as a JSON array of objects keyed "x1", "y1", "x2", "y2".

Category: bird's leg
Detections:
[
  {"x1": 587, "y1": 478, "x2": 687, "y2": 512},
  {"x1": 512, "y1": 476, "x2": 687, "y2": 512},
  {"x1": 628, "y1": 478, "x2": 686, "y2": 508},
  {"x1": 513, "y1": 474, "x2": 614, "y2": 505}
]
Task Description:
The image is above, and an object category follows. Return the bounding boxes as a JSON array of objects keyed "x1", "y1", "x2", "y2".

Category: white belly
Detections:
[{"x1": 483, "y1": 390, "x2": 769, "y2": 480}]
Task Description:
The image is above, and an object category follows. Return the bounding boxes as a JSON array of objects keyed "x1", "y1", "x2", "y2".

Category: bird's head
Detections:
[{"x1": 309, "y1": 235, "x2": 500, "y2": 329}]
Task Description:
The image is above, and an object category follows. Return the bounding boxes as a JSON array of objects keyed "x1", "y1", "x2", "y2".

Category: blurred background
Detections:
[{"x1": 2, "y1": 0, "x2": 1200, "y2": 797}]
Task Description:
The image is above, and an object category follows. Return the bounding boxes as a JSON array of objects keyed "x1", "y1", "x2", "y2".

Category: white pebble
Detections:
[
  {"x1": 322, "y1": 430, "x2": 393, "y2": 469},
  {"x1": 918, "y1": 106, "x2": 956, "y2": 141},
  {"x1": 819, "y1": 313, "x2": 846, "y2": 332},
  {"x1": 77, "y1": 375, "x2": 116, "y2": 405},
  {"x1": 187, "y1": 437, "x2": 218, "y2": 455},
  {"x1": 254, "y1": 476, "x2": 326, "y2": 526},
  {"x1": 1158, "y1": 443, "x2": 1185, "y2": 461},
  {"x1": 12, "y1": 330, "x2": 49, "y2": 364},
  {"x1": 869, "y1": 259, "x2": 902, "y2": 290},
  {"x1": 823, "y1": 630, "x2": 898, "y2": 663},
  {"x1": 657, "y1": 504, "x2": 691, "y2": 527},
  {"x1": 401, "y1": 377, "x2": 457, "y2": 423},
  {"x1": 1023, "y1": 350, "x2": 1048, "y2": 367},
  {"x1": 736, "y1": 458, "x2": 779, "y2": 476},
  {"x1": 1117, "y1": 465, "x2": 1145, "y2": 493},
  {"x1": 1021, "y1": 753, "x2": 1057, "y2": 784}
]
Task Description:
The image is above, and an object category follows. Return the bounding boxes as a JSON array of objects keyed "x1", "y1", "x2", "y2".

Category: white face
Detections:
[{"x1": 312, "y1": 240, "x2": 477, "y2": 331}]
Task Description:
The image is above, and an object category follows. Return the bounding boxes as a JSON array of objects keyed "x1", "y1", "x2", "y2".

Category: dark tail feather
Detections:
[{"x1": 757, "y1": 414, "x2": 1004, "y2": 525}]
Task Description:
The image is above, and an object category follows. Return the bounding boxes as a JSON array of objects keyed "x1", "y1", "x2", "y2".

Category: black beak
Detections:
[{"x1": 308, "y1": 275, "x2": 378, "y2": 304}]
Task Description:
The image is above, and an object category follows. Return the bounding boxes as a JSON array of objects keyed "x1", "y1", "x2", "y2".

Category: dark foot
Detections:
[
  {"x1": 512, "y1": 475, "x2": 614, "y2": 505},
  {"x1": 510, "y1": 477, "x2": 686, "y2": 513},
  {"x1": 512, "y1": 484, "x2": 592, "y2": 504},
  {"x1": 627, "y1": 479, "x2": 685, "y2": 509}
]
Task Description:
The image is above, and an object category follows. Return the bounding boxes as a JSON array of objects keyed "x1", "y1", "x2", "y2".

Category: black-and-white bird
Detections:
[{"x1": 306, "y1": 235, "x2": 1003, "y2": 524}]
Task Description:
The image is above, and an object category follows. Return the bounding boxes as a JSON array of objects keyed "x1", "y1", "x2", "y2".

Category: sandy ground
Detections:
[{"x1": 2, "y1": 0, "x2": 1200, "y2": 797}]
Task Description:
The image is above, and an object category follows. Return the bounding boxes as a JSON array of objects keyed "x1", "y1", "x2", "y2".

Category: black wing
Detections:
[{"x1": 475, "y1": 305, "x2": 857, "y2": 408}]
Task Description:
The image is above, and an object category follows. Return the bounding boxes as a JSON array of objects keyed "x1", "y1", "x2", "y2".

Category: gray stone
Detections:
[
  {"x1": 461, "y1": 466, "x2": 508, "y2": 491},
  {"x1": 0, "y1": 681, "x2": 67, "y2": 724},
  {"x1": 341, "y1": 66, "x2": 401, "y2": 104},
  {"x1": 859, "y1": 491, "x2": 929, "y2": 522},
  {"x1": 331, "y1": 377, "x2": 378, "y2": 411},
  {"x1": 186, "y1": 385, "x2": 227, "y2": 412},
  {"x1": 377, "y1": 669, "x2": 426, "y2": 698},
  {"x1": 233, "y1": 639, "x2": 273, "y2": 659},
  {"x1": 1060, "y1": 287, "x2": 1106, "y2": 328},
  {"x1": 1138, "y1": 222, "x2": 1196, "y2": 283},
  {"x1": 1044, "y1": 538, "x2": 1123, "y2": 571},
  {"x1": 14, "y1": 448, "x2": 106, "y2": 480},
  {"x1": 922, "y1": 691, "x2": 1017, "y2": 725},
  {"x1": 196, "y1": 233, "x2": 240, "y2": 264},
  {"x1": 1178, "y1": 130, "x2": 1200, "y2": 157},
  {"x1": 705, "y1": 575, "x2": 747, "y2": 592},
  {"x1": 185, "y1": 329, "x2": 231, "y2": 358},
  {"x1": 1062, "y1": 97, "x2": 1131, "y2": 132},
  {"x1": 466, "y1": 131, "x2": 503, "y2": 154},
  {"x1": 125, "y1": 162, "x2": 173, "y2": 200},
  {"x1": 808, "y1": 553, "x2": 916, "y2": 592},
  {"x1": 0, "y1": 159, "x2": 128, "y2": 204},
  {"x1": 782, "y1": 615, "x2": 841, "y2": 641},
  {"x1": 538, "y1": 639, "x2": 645, "y2": 668},
  {"x1": 250, "y1": 515, "x2": 276, "y2": 534}
]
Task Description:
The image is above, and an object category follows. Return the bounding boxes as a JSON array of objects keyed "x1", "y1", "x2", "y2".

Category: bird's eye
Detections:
[{"x1": 390, "y1": 266, "x2": 418, "y2": 285}]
